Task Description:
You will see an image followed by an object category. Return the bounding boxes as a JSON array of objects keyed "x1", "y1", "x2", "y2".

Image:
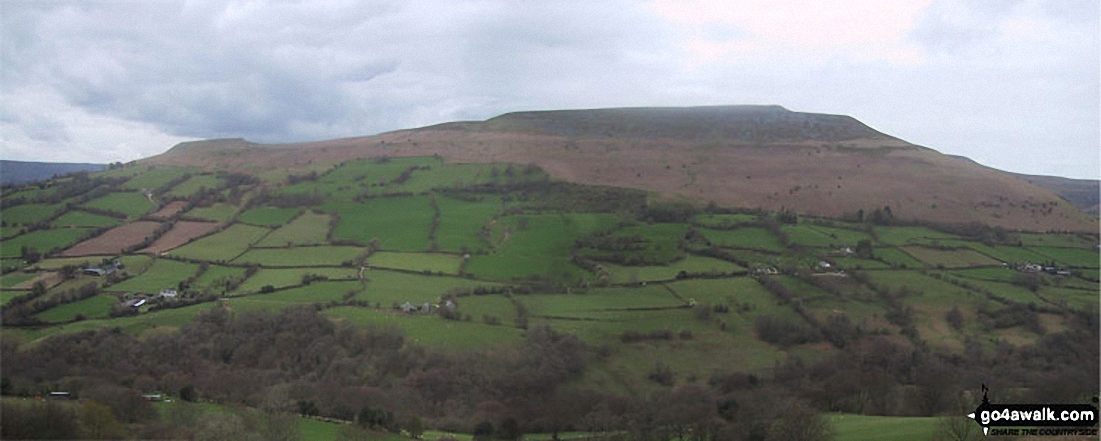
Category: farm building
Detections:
[{"x1": 159, "y1": 288, "x2": 178, "y2": 298}]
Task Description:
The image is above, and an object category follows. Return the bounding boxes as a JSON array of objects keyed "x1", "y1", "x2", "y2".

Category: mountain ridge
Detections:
[{"x1": 143, "y1": 106, "x2": 1097, "y2": 232}]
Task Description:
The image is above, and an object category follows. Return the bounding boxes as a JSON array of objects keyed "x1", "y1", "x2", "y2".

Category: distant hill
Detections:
[
  {"x1": 949, "y1": 155, "x2": 1099, "y2": 218},
  {"x1": 1, "y1": 160, "x2": 107, "y2": 185},
  {"x1": 145, "y1": 106, "x2": 1098, "y2": 232}
]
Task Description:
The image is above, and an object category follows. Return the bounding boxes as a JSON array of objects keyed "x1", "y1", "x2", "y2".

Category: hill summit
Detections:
[{"x1": 146, "y1": 106, "x2": 1096, "y2": 232}]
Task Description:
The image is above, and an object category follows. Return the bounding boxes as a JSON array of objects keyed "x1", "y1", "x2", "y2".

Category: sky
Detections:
[{"x1": 1, "y1": 0, "x2": 1098, "y2": 179}]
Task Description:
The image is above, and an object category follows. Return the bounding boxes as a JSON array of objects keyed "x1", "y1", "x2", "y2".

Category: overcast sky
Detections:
[{"x1": 1, "y1": 0, "x2": 1097, "y2": 179}]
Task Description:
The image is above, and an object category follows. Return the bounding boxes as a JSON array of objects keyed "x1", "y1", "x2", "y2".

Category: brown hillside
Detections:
[{"x1": 144, "y1": 106, "x2": 1098, "y2": 232}]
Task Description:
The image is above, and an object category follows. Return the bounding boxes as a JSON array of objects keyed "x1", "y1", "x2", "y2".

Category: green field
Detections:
[
  {"x1": 874, "y1": 247, "x2": 925, "y2": 268},
  {"x1": 254, "y1": 211, "x2": 332, "y2": 247},
  {"x1": 1029, "y1": 246, "x2": 1100, "y2": 268},
  {"x1": 325, "y1": 306, "x2": 524, "y2": 349},
  {"x1": 169, "y1": 224, "x2": 270, "y2": 262},
  {"x1": 520, "y1": 285, "x2": 684, "y2": 320},
  {"x1": 0, "y1": 271, "x2": 37, "y2": 290},
  {"x1": 233, "y1": 246, "x2": 365, "y2": 267},
  {"x1": 360, "y1": 269, "x2": 500, "y2": 306},
  {"x1": 228, "y1": 280, "x2": 363, "y2": 310},
  {"x1": 35, "y1": 294, "x2": 119, "y2": 322},
  {"x1": 165, "y1": 174, "x2": 225, "y2": 198},
  {"x1": 185, "y1": 203, "x2": 239, "y2": 223},
  {"x1": 327, "y1": 197, "x2": 435, "y2": 250},
  {"x1": 106, "y1": 258, "x2": 200, "y2": 294},
  {"x1": 600, "y1": 255, "x2": 744, "y2": 284},
  {"x1": 465, "y1": 213, "x2": 619, "y2": 281},
  {"x1": 578, "y1": 222, "x2": 688, "y2": 264},
  {"x1": 699, "y1": 226, "x2": 786, "y2": 251},
  {"x1": 900, "y1": 246, "x2": 1000, "y2": 268},
  {"x1": 1018, "y1": 232, "x2": 1096, "y2": 249},
  {"x1": 50, "y1": 210, "x2": 123, "y2": 228},
  {"x1": 829, "y1": 414, "x2": 938, "y2": 441},
  {"x1": 367, "y1": 251, "x2": 464, "y2": 274},
  {"x1": 234, "y1": 267, "x2": 359, "y2": 293},
  {"x1": 191, "y1": 265, "x2": 248, "y2": 294},
  {"x1": 2, "y1": 203, "x2": 66, "y2": 225},
  {"x1": 83, "y1": 192, "x2": 156, "y2": 218},
  {"x1": 873, "y1": 226, "x2": 961, "y2": 246},
  {"x1": 434, "y1": 195, "x2": 501, "y2": 252},
  {"x1": 783, "y1": 224, "x2": 872, "y2": 247},
  {"x1": 0, "y1": 228, "x2": 91, "y2": 257},
  {"x1": 691, "y1": 213, "x2": 758, "y2": 228},
  {"x1": 121, "y1": 167, "x2": 193, "y2": 190},
  {"x1": 237, "y1": 207, "x2": 303, "y2": 227}
]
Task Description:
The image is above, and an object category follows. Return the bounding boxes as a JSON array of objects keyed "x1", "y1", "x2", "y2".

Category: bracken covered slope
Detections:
[{"x1": 145, "y1": 106, "x2": 1097, "y2": 232}]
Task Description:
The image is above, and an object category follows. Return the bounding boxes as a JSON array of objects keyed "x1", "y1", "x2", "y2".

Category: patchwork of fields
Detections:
[{"x1": 0, "y1": 157, "x2": 1096, "y2": 440}]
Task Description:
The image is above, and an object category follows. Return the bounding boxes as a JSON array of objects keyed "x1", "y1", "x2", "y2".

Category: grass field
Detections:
[
  {"x1": 874, "y1": 247, "x2": 925, "y2": 268},
  {"x1": 1028, "y1": 246, "x2": 1100, "y2": 268},
  {"x1": 600, "y1": 255, "x2": 744, "y2": 283},
  {"x1": 360, "y1": 269, "x2": 500, "y2": 306},
  {"x1": 580, "y1": 222, "x2": 688, "y2": 264},
  {"x1": 0, "y1": 272, "x2": 37, "y2": 289},
  {"x1": 434, "y1": 195, "x2": 500, "y2": 252},
  {"x1": 783, "y1": 224, "x2": 872, "y2": 247},
  {"x1": 829, "y1": 414, "x2": 938, "y2": 441},
  {"x1": 465, "y1": 213, "x2": 619, "y2": 281},
  {"x1": 121, "y1": 167, "x2": 193, "y2": 190},
  {"x1": 3, "y1": 203, "x2": 66, "y2": 225},
  {"x1": 185, "y1": 203, "x2": 239, "y2": 223},
  {"x1": 1, "y1": 228, "x2": 91, "y2": 257},
  {"x1": 900, "y1": 246, "x2": 1000, "y2": 268},
  {"x1": 164, "y1": 174, "x2": 225, "y2": 198},
  {"x1": 50, "y1": 210, "x2": 123, "y2": 228},
  {"x1": 1018, "y1": 232, "x2": 1096, "y2": 249},
  {"x1": 327, "y1": 197, "x2": 435, "y2": 250},
  {"x1": 35, "y1": 294, "x2": 118, "y2": 322},
  {"x1": 169, "y1": 224, "x2": 270, "y2": 262},
  {"x1": 191, "y1": 265, "x2": 248, "y2": 294},
  {"x1": 691, "y1": 213, "x2": 758, "y2": 228},
  {"x1": 106, "y1": 258, "x2": 200, "y2": 294},
  {"x1": 873, "y1": 226, "x2": 961, "y2": 246},
  {"x1": 324, "y1": 306, "x2": 524, "y2": 349},
  {"x1": 83, "y1": 192, "x2": 156, "y2": 218},
  {"x1": 233, "y1": 246, "x2": 365, "y2": 267},
  {"x1": 520, "y1": 285, "x2": 684, "y2": 320},
  {"x1": 699, "y1": 226, "x2": 785, "y2": 251},
  {"x1": 237, "y1": 207, "x2": 302, "y2": 227},
  {"x1": 367, "y1": 251, "x2": 464, "y2": 274},
  {"x1": 233, "y1": 267, "x2": 359, "y2": 293},
  {"x1": 254, "y1": 211, "x2": 332, "y2": 247},
  {"x1": 228, "y1": 281, "x2": 363, "y2": 310}
]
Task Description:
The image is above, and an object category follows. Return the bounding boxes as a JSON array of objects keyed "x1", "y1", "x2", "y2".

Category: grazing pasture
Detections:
[
  {"x1": 465, "y1": 213, "x2": 619, "y2": 281},
  {"x1": 4, "y1": 228, "x2": 93, "y2": 257},
  {"x1": 233, "y1": 246, "x2": 364, "y2": 267},
  {"x1": 169, "y1": 224, "x2": 269, "y2": 262},
  {"x1": 121, "y1": 167, "x2": 193, "y2": 190},
  {"x1": 35, "y1": 294, "x2": 118, "y2": 322},
  {"x1": 899, "y1": 246, "x2": 1000, "y2": 268},
  {"x1": 191, "y1": 265, "x2": 248, "y2": 294},
  {"x1": 699, "y1": 226, "x2": 785, "y2": 251},
  {"x1": 83, "y1": 192, "x2": 156, "y2": 218},
  {"x1": 599, "y1": 255, "x2": 744, "y2": 284},
  {"x1": 325, "y1": 306, "x2": 524, "y2": 349},
  {"x1": 2, "y1": 203, "x2": 65, "y2": 225},
  {"x1": 184, "y1": 203, "x2": 238, "y2": 223},
  {"x1": 164, "y1": 174, "x2": 225, "y2": 198},
  {"x1": 237, "y1": 207, "x2": 302, "y2": 227},
  {"x1": 233, "y1": 267, "x2": 359, "y2": 293},
  {"x1": 106, "y1": 258, "x2": 200, "y2": 294},
  {"x1": 148, "y1": 201, "x2": 188, "y2": 220},
  {"x1": 360, "y1": 269, "x2": 500, "y2": 306},
  {"x1": 254, "y1": 211, "x2": 332, "y2": 247},
  {"x1": 367, "y1": 251, "x2": 463, "y2": 274},
  {"x1": 51, "y1": 210, "x2": 123, "y2": 228},
  {"x1": 327, "y1": 197, "x2": 435, "y2": 250},
  {"x1": 1028, "y1": 246, "x2": 1100, "y2": 268},
  {"x1": 434, "y1": 195, "x2": 501, "y2": 252}
]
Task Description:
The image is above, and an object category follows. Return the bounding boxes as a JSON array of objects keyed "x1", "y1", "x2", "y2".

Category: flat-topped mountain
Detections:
[{"x1": 145, "y1": 106, "x2": 1097, "y2": 232}]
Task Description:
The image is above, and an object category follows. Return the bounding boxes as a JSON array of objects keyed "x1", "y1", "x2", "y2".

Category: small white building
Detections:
[{"x1": 159, "y1": 288, "x2": 178, "y2": 298}]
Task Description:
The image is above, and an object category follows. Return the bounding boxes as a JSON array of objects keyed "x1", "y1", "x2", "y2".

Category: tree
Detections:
[
  {"x1": 472, "y1": 421, "x2": 494, "y2": 441},
  {"x1": 405, "y1": 415, "x2": 424, "y2": 439},
  {"x1": 765, "y1": 401, "x2": 834, "y2": 441},
  {"x1": 81, "y1": 400, "x2": 124, "y2": 439},
  {"x1": 495, "y1": 418, "x2": 521, "y2": 441}
]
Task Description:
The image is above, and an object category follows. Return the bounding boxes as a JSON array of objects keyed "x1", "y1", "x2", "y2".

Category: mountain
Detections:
[
  {"x1": 1, "y1": 160, "x2": 108, "y2": 185},
  {"x1": 145, "y1": 106, "x2": 1098, "y2": 232},
  {"x1": 949, "y1": 154, "x2": 1099, "y2": 218}
]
